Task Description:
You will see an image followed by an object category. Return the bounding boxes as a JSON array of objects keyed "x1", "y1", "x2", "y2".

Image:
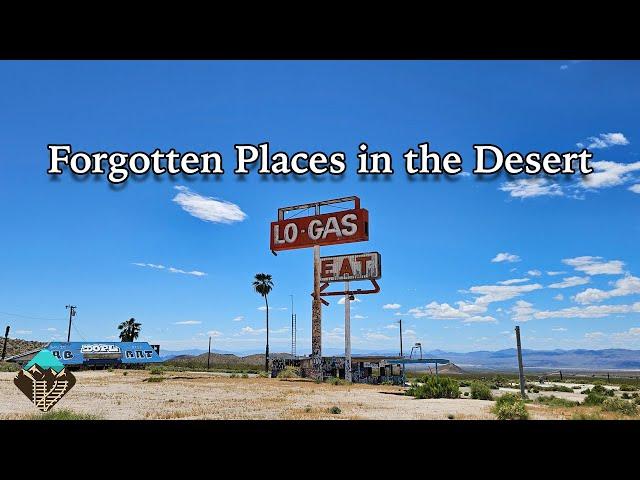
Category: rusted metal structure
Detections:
[{"x1": 270, "y1": 196, "x2": 370, "y2": 380}]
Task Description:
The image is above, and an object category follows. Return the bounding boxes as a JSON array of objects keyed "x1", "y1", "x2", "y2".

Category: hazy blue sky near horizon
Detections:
[{"x1": 1, "y1": 60, "x2": 639, "y2": 354}]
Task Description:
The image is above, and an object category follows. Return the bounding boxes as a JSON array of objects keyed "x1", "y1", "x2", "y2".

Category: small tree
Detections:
[
  {"x1": 253, "y1": 273, "x2": 274, "y2": 374},
  {"x1": 118, "y1": 318, "x2": 141, "y2": 342}
]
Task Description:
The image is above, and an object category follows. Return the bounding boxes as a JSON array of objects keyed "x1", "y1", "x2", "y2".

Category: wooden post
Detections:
[
  {"x1": 207, "y1": 336, "x2": 211, "y2": 370},
  {"x1": 1, "y1": 326, "x2": 9, "y2": 361},
  {"x1": 311, "y1": 244, "x2": 322, "y2": 380},
  {"x1": 515, "y1": 326, "x2": 527, "y2": 399}
]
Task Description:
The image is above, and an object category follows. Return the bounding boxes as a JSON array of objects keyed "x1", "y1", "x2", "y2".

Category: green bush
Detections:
[
  {"x1": 28, "y1": 409, "x2": 101, "y2": 420},
  {"x1": 326, "y1": 377, "x2": 346, "y2": 386},
  {"x1": 146, "y1": 376, "x2": 163, "y2": 383},
  {"x1": 229, "y1": 373, "x2": 237, "y2": 378},
  {"x1": 328, "y1": 406, "x2": 341, "y2": 414},
  {"x1": 572, "y1": 412, "x2": 603, "y2": 420},
  {"x1": 241, "y1": 373, "x2": 249, "y2": 378},
  {"x1": 406, "y1": 376, "x2": 460, "y2": 399},
  {"x1": 492, "y1": 393, "x2": 529, "y2": 420},
  {"x1": 583, "y1": 391, "x2": 608, "y2": 406},
  {"x1": 535, "y1": 395, "x2": 579, "y2": 408},
  {"x1": 619, "y1": 384, "x2": 637, "y2": 392},
  {"x1": 149, "y1": 367, "x2": 164, "y2": 375},
  {"x1": 621, "y1": 392, "x2": 631, "y2": 399},
  {"x1": 277, "y1": 366, "x2": 300, "y2": 379},
  {"x1": 470, "y1": 381, "x2": 493, "y2": 400},
  {"x1": 601, "y1": 397, "x2": 638, "y2": 416},
  {"x1": 122, "y1": 371, "x2": 128, "y2": 376}
]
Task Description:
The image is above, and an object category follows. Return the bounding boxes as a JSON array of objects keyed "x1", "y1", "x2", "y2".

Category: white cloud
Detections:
[
  {"x1": 546, "y1": 271, "x2": 566, "y2": 276},
  {"x1": 462, "y1": 316, "x2": 497, "y2": 324},
  {"x1": 630, "y1": 184, "x2": 640, "y2": 194},
  {"x1": 534, "y1": 302, "x2": 640, "y2": 319},
  {"x1": 498, "y1": 278, "x2": 530, "y2": 285},
  {"x1": 363, "y1": 332, "x2": 393, "y2": 341},
  {"x1": 338, "y1": 297, "x2": 361, "y2": 305},
  {"x1": 562, "y1": 256, "x2": 624, "y2": 275},
  {"x1": 408, "y1": 302, "x2": 470, "y2": 319},
  {"x1": 552, "y1": 327, "x2": 567, "y2": 332},
  {"x1": 174, "y1": 320, "x2": 202, "y2": 325},
  {"x1": 470, "y1": 283, "x2": 543, "y2": 306},
  {"x1": 491, "y1": 252, "x2": 521, "y2": 263},
  {"x1": 500, "y1": 178, "x2": 563, "y2": 199},
  {"x1": 585, "y1": 331, "x2": 606, "y2": 339},
  {"x1": 383, "y1": 303, "x2": 401, "y2": 310},
  {"x1": 577, "y1": 132, "x2": 630, "y2": 150},
  {"x1": 353, "y1": 314, "x2": 367, "y2": 319},
  {"x1": 45, "y1": 327, "x2": 57, "y2": 332},
  {"x1": 232, "y1": 316, "x2": 244, "y2": 322},
  {"x1": 172, "y1": 186, "x2": 247, "y2": 224},
  {"x1": 133, "y1": 262, "x2": 206, "y2": 277},
  {"x1": 527, "y1": 270, "x2": 542, "y2": 277},
  {"x1": 511, "y1": 300, "x2": 535, "y2": 323},
  {"x1": 553, "y1": 294, "x2": 564, "y2": 301},
  {"x1": 384, "y1": 323, "x2": 399, "y2": 330},
  {"x1": 240, "y1": 326, "x2": 267, "y2": 335},
  {"x1": 206, "y1": 330, "x2": 223, "y2": 337},
  {"x1": 15, "y1": 329, "x2": 32, "y2": 334},
  {"x1": 548, "y1": 276, "x2": 590, "y2": 289},
  {"x1": 573, "y1": 275, "x2": 640, "y2": 304},
  {"x1": 581, "y1": 161, "x2": 640, "y2": 189},
  {"x1": 257, "y1": 306, "x2": 287, "y2": 311}
]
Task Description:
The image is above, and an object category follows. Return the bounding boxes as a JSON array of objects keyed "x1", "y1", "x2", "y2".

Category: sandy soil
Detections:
[{"x1": 0, "y1": 371, "x2": 593, "y2": 420}]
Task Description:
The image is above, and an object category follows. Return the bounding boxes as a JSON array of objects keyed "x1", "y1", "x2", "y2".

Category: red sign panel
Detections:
[{"x1": 270, "y1": 208, "x2": 369, "y2": 251}]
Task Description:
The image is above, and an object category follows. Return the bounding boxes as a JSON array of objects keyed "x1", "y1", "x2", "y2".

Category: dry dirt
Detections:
[{"x1": 0, "y1": 370, "x2": 577, "y2": 420}]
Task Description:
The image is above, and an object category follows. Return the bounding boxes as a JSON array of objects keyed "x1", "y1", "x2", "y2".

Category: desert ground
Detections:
[{"x1": 2, "y1": 369, "x2": 635, "y2": 420}]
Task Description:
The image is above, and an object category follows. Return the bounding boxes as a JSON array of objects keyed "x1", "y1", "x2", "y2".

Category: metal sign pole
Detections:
[
  {"x1": 312, "y1": 244, "x2": 322, "y2": 380},
  {"x1": 344, "y1": 280, "x2": 352, "y2": 382},
  {"x1": 515, "y1": 326, "x2": 527, "y2": 399}
]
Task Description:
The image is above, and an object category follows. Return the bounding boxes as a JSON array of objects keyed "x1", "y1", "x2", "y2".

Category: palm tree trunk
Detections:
[{"x1": 265, "y1": 294, "x2": 270, "y2": 375}]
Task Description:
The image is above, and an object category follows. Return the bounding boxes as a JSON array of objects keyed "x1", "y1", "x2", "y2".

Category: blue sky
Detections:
[{"x1": 1, "y1": 60, "x2": 639, "y2": 354}]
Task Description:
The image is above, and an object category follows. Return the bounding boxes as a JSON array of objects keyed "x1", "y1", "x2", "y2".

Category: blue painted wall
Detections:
[{"x1": 46, "y1": 342, "x2": 162, "y2": 366}]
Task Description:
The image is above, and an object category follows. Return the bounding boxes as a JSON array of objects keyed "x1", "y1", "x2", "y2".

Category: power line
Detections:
[{"x1": 0, "y1": 311, "x2": 67, "y2": 322}]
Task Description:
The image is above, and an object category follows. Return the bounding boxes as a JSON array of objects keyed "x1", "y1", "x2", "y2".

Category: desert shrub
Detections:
[
  {"x1": 229, "y1": 373, "x2": 237, "y2": 378},
  {"x1": 28, "y1": 409, "x2": 101, "y2": 420},
  {"x1": 470, "y1": 381, "x2": 493, "y2": 400},
  {"x1": 535, "y1": 395, "x2": 579, "y2": 408},
  {"x1": 277, "y1": 366, "x2": 300, "y2": 379},
  {"x1": 0, "y1": 362, "x2": 19, "y2": 372},
  {"x1": 619, "y1": 384, "x2": 637, "y2": 392},
  {"x1": 149, "y1": 367, "x2": 164, "y2": 375},
  {"x1": 491, "y1": 375, "x2": 508, "y2": 387},
  {"x1": 551, "y1": 385, "x2": 574, "y2": 393},
  {"x1": 447, "y1": 414, "x2": 455, "y2": 420},
  {"x1": 601, "y1": 397, "x2": 638, "y2": 416},
  {"x1": 459, "y1": 381, "x2": 470, "y2": 388},
  {"x1": 326, "y1": 377, "x2": 346, "y2": 386},
  {"x1": 591, "y1": 384, "x2": 615, "y2": 396},
  {"x1": 572, "y1": 412, "x2": 603, "y2": 420},
  {"x1": 146, "y1": 376, "x2": 163, "y2": 383},
  {"x1": 583, "y1": 391, "x2": 608, "y2": 406},
  {"x1": 492, "y1": 393, "x2": 529, "y2": 420},
  {"x1": 328, "y1": 406, "x2": 341, "y2": 414},
  {"x1": 406, "y1": 376, "x2": 460, "y2": 399},
  {"x1": 258, "y1": 371, "x2": 269, "y2": 378},
  {"x1": 241, "y1": 373, "x2": 249, "y2": 378},
  {"x1": 463, "y1": 391, "x2": 469, "y2": 396},
  {"x1": 572, "y1": 385, "x2": 581, "y2": 389},
  {"x1": 622, "y1": 393, "x2": 631, "y2": 399},
  {"x1": 122, "y1": 371, "x2": 128, "y2": 376}
]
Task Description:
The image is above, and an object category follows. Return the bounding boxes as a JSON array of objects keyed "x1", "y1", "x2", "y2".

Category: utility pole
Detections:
[
  {"x1": 65, "y1": 305, "x2": 76, "y2": 342},
  {"x1": 344, "y1": 281, "x2": 352, "y2": 382},
  {"x1": 398, "y1": 319, "x2": 403, "y2": 357},
  {"x1": 207, "y1": 336, "x2": 212, "y2": 370},
  {"x1": 515, "y1": 325, "x2": 527, "y2": 399},
  {"x1": 1, "y1": 326, "x2": 9, "y2": 361}
]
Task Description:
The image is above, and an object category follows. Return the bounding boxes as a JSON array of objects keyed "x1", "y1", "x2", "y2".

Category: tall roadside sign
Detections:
[{"x1": 270, "y1": 197, "x2": 370, "y2": 380}]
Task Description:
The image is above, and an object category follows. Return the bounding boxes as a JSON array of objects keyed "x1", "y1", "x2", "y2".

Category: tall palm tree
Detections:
[
  {"x1": 253, "y1": 273, "x2": 274, "y2": 374},
  {"x1": 118, "y1": 317, "x2": 141, "y2": 342}
]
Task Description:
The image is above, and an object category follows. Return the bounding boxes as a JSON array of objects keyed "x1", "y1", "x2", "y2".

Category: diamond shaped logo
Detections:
[{"x1": 14, "y1": 349, "x2": 76, "y2": 412}]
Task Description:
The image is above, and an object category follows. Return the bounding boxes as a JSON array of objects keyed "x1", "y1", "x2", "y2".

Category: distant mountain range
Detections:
[{"x1": 159, "y1": 347, "x2": 640, "y2": 371}]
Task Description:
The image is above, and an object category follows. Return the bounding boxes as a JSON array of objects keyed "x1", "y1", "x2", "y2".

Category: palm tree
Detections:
[
  {"x1": 253, "y1": 273, "x2": 274, "y2": 374},
  {"x1": 118, "y1": 317, "x2": 141, "y2": 342}
]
